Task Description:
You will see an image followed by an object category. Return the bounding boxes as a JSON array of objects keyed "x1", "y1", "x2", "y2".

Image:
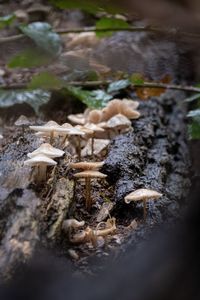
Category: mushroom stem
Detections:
[
  {"x1": 50, "y1": 131, "x2": 54, "y2": 144},
  {"x1": 37, "y1": 164, "x2": 47, "y2": 182},
  {"x1": 143, "y1": 199, "x2": 147, "y2": 220},
  {"x1": 85, "y1": 177, "x2": 91, "y2": 210},
  {"x1": 77, "y1": 136, "x2": 81, "y2": 161},
  {"x1": 91, "y1": 135, "x2": 95, "y2": 157}
]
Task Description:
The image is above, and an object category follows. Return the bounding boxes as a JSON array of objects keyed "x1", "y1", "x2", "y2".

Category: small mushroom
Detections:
[
  {"x1": 58, "y1": 127, "x2": 85, "y2": 161},
  {"x1": 81, "y1": 138, "x2": 110, "y2": 157},
  {"x1": 27, "y1": 143, "x2": 65, "y2": 158},
  {"x1": 84, "y1": 123, "x2": 105, "y2": 157},
  {"x1": 68, "y1": 108, "x2": 91, "y2": 125},
  {"x1": 62, "y1": 219, "x2": 85, "y2": 237},
  {"x1": 24, "y1": 154, "x2": 57, "y2": 182},
  {"x1": 101, "y1": 99, "x2": 140, "y2": 121},
  {"x1": 74, "y1": 170, "x2": 107, "y2": 210},
  {"x1": 106, "y1": 114, "x2": 132, "y2": 135},
  {"x1": 87, "y1": 109, "x2": 102, "y2": 124},
  {"x1": 69, "y1": 161, "x2": 104, "y2": 171},
  {"x1": 29, "y1": 121, "x2": 60, "y2": 144},
  {"x1": 124, "y1": 188, "x2": 163, "y2": 220},
  {"x1": 15, "y1": 115, "x2": 31, "y2": 137}
]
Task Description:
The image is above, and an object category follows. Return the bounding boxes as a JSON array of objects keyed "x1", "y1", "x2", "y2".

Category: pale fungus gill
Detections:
[
  {"x1": 27, "y1": 143, "x2": 65, "y2": 159},
  {"x1": 24, "y1": 154, "x2": 57, "y2": 182},
  {"x1": 29, "y1": 121, "x2": 61, "y2": 144},
  {"x1": 74, "y1": 170, "x2": 107, "y2": 210},
  {"x1": 124, "y1": 188, "x2": 163, "y2": 220}
]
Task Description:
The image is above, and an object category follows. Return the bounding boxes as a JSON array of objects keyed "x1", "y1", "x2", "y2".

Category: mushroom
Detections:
[
  {"x1": 69, "y1": 161, "x2": 104, "y2": 171},
  {"x1": 101, "y1": 99, "x2": 140, "y2": 121},
  {"x1": 106, "y1": 114, "x2": 132, "y2": 135},
  {"x1": 68, "y1": 108, "x2": 91, "y2": 125},
  {"x1": 124, "y1": 188, "x2": 163, "y2": 220},
  {"x1": 81, "y1": 138, "x2": 110, "y2": 157},
  {"x1": 27, "y1": 143, "x2": 65, "y2": 159},
  {"x1": 87, "y1": 109, "x2": 102, "y2": 124},
  {"x1": 62, "y1": 219, "x2": 85, "y2": 237},
  {"x1": 57, "y1": 127, "x2": 85, "y2": 161},
  {"x1": 84, "y1": 123, "x2": 105, "y2": 157},
  {"x1": 29, "y1": 121, "x2": 60, "y2": 144},
  {"x1": 0, "y1": 134, "x2": 3, "y2": 139},
  {"x1": 74, "y1": 170, "x2": 107, "y2": 210},
  {"x1": 15, "y1": 115, "x2": 31, "y2": 136},
  {"x1": 24, "y1": 154, "x2": 57, "y2": 182}
]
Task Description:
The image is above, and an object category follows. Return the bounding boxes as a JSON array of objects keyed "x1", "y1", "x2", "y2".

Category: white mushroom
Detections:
[
  {"x1": 124, "y1": 188, "x2": 163, "y2": 220},
  {"x1": 27, "y1": 143, "x2": 65, "y2": 158},
  {"x1": 24, "y1": 154, "x2": 57, "y2": 182}
]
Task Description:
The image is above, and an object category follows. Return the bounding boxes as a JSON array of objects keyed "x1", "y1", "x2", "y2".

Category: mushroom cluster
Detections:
[{"x1": 24, "y1": 143, "x2": 65, "y2": 182}]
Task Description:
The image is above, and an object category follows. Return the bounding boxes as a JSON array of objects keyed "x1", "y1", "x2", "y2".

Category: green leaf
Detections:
[
  {"x1": 49, "y1": 0, "x2": 100, "y2": 14},
  {"x1": 19, "y1": 22, "x2": 62, "y2": 57},
  {"x1": 184, "y1": 94, "x2": 200, "y2": 103},
  {"x1": 130, "y1": 73, "x2": 144, "y2": 85},
  {"x1": 187, "y1": 109, "x2": 200, "y2": 119},
  {"x1": 0, "y1": 89, "x2": 50, "y2": 114},
  {"x1": 188, "y1": 119, "x2": 200, "y2": 140},
  {"x1": 28, "y1": 72, "x2": 64, "y2": 90},
  {"x1": 66, "y1": 86, "x2": 112, "y2": 108},
  {"x1": 8, "y1": 48, "x2": 53, "y2": 68},
  {"x1": 96, "y1": 17, "x2": 130, "y2": 37},
  {"x1": 0, "y1": 14, "x2": 16, "y2": 29},
  {"x1": 107, "y1": 79, "x2": 130, "y2": 93}
]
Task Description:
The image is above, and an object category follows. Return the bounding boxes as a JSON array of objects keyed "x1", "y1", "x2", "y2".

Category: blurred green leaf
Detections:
[
  {"x1": 107, "y1": 79, "x2": 130, "y2": 93},
  {"x1": 0, "y1": 14, "x2": 15, "y2": 29},
  {"x1": 96, "y1": 17, "x2": 130, "y2": 37},
  {"x1": 187, "y1": 109, "x2": 200, "y2": 119},
  {"x1": 184, "y1": 94, "x2": 200, "y2": 103},
  {"x1": 49, "y1": 0, "x2": 100, "y2": 14},
  {"x1": 66, "y1": 86, "x2": 112, "y2": 108},
  {"x1": 8, "y1": 48, "x2": 53, "y2": 68},
  {"x1": 19, "y1": 22, "x2": 62, "y2": 56},
  {"x1": 28, "y1": 72, "x2": 64, "y2": 90},
  {"x1": 0, "y1": 89, "x2": 50, "y2": 114},
  {"x1": 130, "y1": 73, "x2": 144, "y2": 85},
  {"x1": 188, "y1": 119, "x2": 200, "y2": 140}
]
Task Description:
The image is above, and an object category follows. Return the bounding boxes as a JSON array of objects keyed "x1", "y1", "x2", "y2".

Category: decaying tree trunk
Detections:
[{"x1": 0, "y1": 90, "x2": 191, "y2": 279}]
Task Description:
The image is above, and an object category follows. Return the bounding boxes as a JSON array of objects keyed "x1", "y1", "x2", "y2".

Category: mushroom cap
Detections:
[
  {"x1": 74, "y1": 170, "x2": 107, "y2": 179},
  {"x1": 0, "y1": 134, "x2": 3, "y2": 139},
  {"x1": 84, "y1": 123, "x2": 105, "y2": 133},
  {"x1": 68, "y1": 114, "x2": 85, "y2": 125},
  {"x1": 87, "y1": 109, "x2": 102, "y2": 124},
  {"x1": 106, "y1": 114, "x2": 131, "y2": 129},
  {"x1": 69, "y1": 161, "x2": 104, "y2": 170},
  {"x1": 101, "y1": 99, "x2": 121, "y2": 121},
  {"x1": 124, "y1": 188, "x2": 163, "y2": 204},
  {"x1": 29, "y1": 121, "x2": 60, "y2": 133},
  {"x1": 75, "y1": 125, "x2": 94, "y2": 135},
  {"x1": 121, "y1": 99, "x2": 139, "y2": 110},
  {"x1": 27, "y1": 143, "x2": 65, "y2": 158},
  {"x1": 81, "y1": 138, "x2": 110, "y2": 156},
  {"x1": 60, "y1": 127, "x2": 86, "y2": 136},
  {"x1": 24, "y1": 154, "x2": 57, "y2": 167},
  {"x1": 15, "y1": 115, "x2": 30, "y2": 126}
]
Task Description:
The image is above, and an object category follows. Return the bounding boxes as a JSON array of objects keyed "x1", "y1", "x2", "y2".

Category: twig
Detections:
[
  {"x1": 1, "y1": 80, "x2": 200, "y2": 94},
  {"x1": 1, "y1": 25, "x2": 200, "y2": 44}
]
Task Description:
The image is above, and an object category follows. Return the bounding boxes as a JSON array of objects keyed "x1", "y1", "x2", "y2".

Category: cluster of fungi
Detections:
[{"x1": 20, "y1": 98, "x2": 162, "y2": 248}]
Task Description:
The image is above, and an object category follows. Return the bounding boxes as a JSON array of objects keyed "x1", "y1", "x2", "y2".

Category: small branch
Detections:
[
  {"x1": 1, "y1": 80, "x2": 200, "y2": 94},
  {"x1": 1, "y1": 25, "x2": 200, "y2": 44}
]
